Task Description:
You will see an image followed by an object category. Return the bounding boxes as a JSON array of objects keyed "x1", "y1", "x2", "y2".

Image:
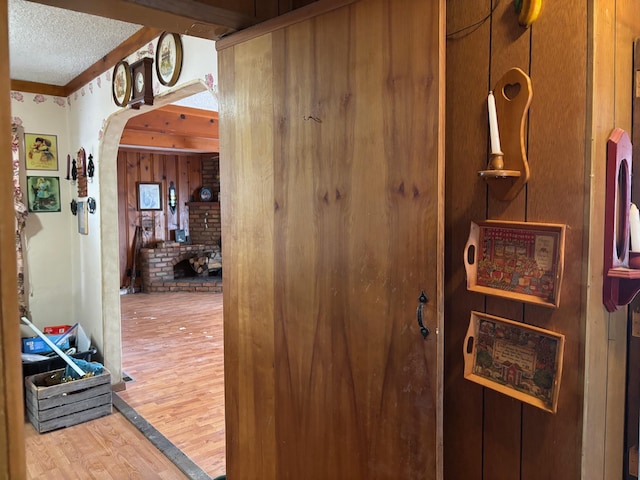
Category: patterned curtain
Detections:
[{"x1": 12, "y1": 125, "x2": 29, "y2": 318}]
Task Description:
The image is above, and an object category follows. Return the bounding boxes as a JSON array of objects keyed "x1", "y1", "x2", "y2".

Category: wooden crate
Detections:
[{"x1": 24, "y1": 367, "x2": 112, "y2": 433}]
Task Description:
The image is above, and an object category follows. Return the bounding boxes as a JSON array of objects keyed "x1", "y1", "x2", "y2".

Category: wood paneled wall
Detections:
[
  {"x1": 445, "y1": 1, "x2": 586, "y2": 479},
  {"x1": 116, "y1": 149, "x2": 215, "y2": 288}
]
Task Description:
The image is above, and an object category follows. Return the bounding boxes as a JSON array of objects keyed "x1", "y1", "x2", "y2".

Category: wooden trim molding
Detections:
[
  {"x1": 0, "y1": 0, "x2": 27, "y2": 476},
  {"x1": 216, "y1": 0, "x2": 360, "y2": 50},
  {"x1": 64, "y1": 27, "x2": 163, "y2": 95}
]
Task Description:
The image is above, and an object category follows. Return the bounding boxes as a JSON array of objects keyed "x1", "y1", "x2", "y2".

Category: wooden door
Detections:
[{"x1": 219, "y1": 0, "x2": 444, "y2": 478}]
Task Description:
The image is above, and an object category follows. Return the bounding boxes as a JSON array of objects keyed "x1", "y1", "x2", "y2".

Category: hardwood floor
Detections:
[
  {"x1": 24, "y1": 291, "x2": 225, "y2": 479},
  {"x1": 118, "y1": 291, "x2": 225, "y2": 478},
  {"x1": 24, "y1": 412, "x2": 188, "y2": 479}
]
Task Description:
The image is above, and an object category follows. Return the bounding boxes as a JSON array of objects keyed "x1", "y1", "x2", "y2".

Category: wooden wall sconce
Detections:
[
  {"x1": 603, "y1": 128, "x2": 640, "y2": 312},
  {"x1": 479, "y1": 67, "x2": 533, "y2": 201}
]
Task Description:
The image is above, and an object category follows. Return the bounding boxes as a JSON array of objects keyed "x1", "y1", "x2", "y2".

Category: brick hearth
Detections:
[{"x1": 140, "y1": 244, "x2": 222, "y2": 293}]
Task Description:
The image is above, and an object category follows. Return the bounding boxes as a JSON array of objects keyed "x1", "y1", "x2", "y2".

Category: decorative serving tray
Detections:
[
  {"x1": 464, "y1": 311, "x2": 565, "y2": 413},
  {"x1": 464, "y1": 220, "x2": 566, "y2": 308}
]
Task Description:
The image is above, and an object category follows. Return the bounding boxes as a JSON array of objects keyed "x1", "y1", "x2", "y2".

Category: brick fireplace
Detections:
[{"x1": 139, "y1": 202, "x2": 222, "y2": 293}]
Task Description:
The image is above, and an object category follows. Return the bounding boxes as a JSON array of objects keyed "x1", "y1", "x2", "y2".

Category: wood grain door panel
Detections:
[{"x1": 220, "y1": 0, "x2": 443, "y2": 478}]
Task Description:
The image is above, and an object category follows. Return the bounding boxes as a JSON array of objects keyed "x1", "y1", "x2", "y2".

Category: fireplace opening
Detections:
[{"x1": 174, "y1": 258, "x2": 201, "y2": 279}]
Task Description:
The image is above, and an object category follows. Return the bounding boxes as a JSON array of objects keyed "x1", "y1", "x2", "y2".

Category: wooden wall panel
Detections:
[
  {"x1": 521, "y1": 1, "x2": 587, "y2": 479},
  {"x1": 116, "y1": 150, "x2": 207, "y2": 288},
  {"x1": 220, "y1": 33, "x2": 278, "y2": 480},
  {"x1": 446, "y1": 1, "x2": 587, "y2": 479},
  {"x1": 444, "y1": 1, "x2": 491, "y2": 479},
  {"x1": 482, "y1": 1, "x2": 532, "y2": 478}
]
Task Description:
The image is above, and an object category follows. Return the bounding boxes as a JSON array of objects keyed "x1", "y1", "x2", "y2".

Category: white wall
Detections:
[
  {"x1": 11, "y1": 34, "x2": 219, "y2": 382},
  {"x1": 11, "y1": 93, "x2": 74, "y2": 333}
]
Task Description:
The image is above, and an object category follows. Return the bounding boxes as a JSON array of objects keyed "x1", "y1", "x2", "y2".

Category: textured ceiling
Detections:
[
  {"x1": 7, "y1": 0, "x2": 217, "y2": 110},
  {"x1": 8, "y1": 0, "x2": 142, "y2": 86}
]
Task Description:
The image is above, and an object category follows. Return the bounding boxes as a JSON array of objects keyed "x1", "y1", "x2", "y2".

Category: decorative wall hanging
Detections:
[
  {"x1": 112, "y1": 60, "x2": 132, "y2": 107},
  {"x1": 70, "y1": 199, "x2": 78, "y2": 216},
  {"x1": 464, "y1": 311, "x2": 565, "y2": 413},
  {"x1": 137, "y1": 182, "x2": 162, "y2": 211},
  {"x1": 24, "y1": 133, "x2": 58, "y2": 171},
  {"x1": 77, "y1": 148, "x2": 88, "y2": 197},
  {"x1": 26, "y1": 176, "x2": 61, "y2": 213},
  {"x1": 464, "y1": 220, "x2": 566, "y2": 308},
  {"x1": 87, "y1": 197, "x2": 97, "y2": 214},
  {"x1": 168, "y1": 181, "x2": 177, "y2": 214},
  {"x1": 87, "y1": 154, "x2": 95, "y2": 180},
  {"x1": 156, "y1": 32, "x2": 183, "y2": 87},
  {"x1": 602, "y1": 128, "x2": 640, "y2": 311},
  {"x1": 199, "y1": 186, "x2": 213, "y2": 202},
  {"x1": 77, "y1": 201, "x2": 88, "y2": 235},
  {"x1": 12, "y1": 124, "x2": 30, "y2": 319},
  {"x1": 129, "y1": 57, "x2": 154, "y2": 108},
  {"x1": 478, "y1": 68, "x2": 533, "y2": 201}
]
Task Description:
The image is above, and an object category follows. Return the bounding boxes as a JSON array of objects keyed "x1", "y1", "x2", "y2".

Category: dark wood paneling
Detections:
[
  {"x1": 521, "y1": 1, "x2": 586, "y2": 478},
  {"x1": 482, "y1": 1, "x2": 531, "y2": 478},
  {"x1": 117, "y1": 150, "x2": 206, "y2": 288},
  {"x1": 446, "y1": 0, "x2": 587, "y2": 479},
  {"x1": 444, "y1": 1, "x2": 491, "y2": 479}
]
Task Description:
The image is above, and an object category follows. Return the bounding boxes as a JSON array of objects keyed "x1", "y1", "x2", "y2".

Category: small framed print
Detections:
[
  {"x1": 77, "y1": 201, "x2": 88, "y2": 235},
  {"x1": 156, "y1": 32, "x2": 183, "y2": 86},
  {"x1": 464, "y1": 220, "x2": 566, "y2": 308},
  {"x1": 112, "y1": 60, "x2": 132, "y2": 107},
  {"x1": 137, "y1": 182, "x2": 162, "y2": 211},
  {"x1": 26, "y1": 176, "x2": 61, "y2": 212},
  {"x1": 464, "y1": 311, "x2": 565, "y2": 413},
  {"x1": 25, "y1": 133, "x2": 58, "y2": 171}
]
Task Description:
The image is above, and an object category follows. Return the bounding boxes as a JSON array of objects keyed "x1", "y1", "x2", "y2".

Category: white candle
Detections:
[
  {"x1": 630, "y1": 203, "x2": 640, "y2": 252},
  {"x1": 488, "y1": 91, "x2": 502, "y2": 154}
]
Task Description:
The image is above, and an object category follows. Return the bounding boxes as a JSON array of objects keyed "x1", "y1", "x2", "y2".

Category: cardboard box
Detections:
[
  {"x1": 22, "y1": 335, "x2": 70, "y2": 354},
  {"x1": 43, "y1": 325, "x2": 72, "y2": 335},
  {"x1": 24, "y1": 367, "x2": 112, "y2": 433}
]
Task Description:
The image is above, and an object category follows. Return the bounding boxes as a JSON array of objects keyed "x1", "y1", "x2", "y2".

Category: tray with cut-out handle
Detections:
[
  {"x1": 464, "y1": 220, "x2": 566, "y2": 308},
  {"x1": 464, "y1": 311, "x2": 565, "y2": 413}
]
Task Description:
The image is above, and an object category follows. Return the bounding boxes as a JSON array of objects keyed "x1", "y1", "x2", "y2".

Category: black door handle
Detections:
[{"x1": 416, "y1": 290, "x2": 430, "y2": 339}]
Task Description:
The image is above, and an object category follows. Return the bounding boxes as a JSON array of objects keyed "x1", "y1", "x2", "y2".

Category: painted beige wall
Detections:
[{"x1": 11, "y1": 35, "x2": 219, "y2": 383}]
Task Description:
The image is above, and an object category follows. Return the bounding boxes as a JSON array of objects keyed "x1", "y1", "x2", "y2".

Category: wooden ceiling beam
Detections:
[
  {"x1": 120, "y1": 130, "x2": 219, "y2": 152},
  {"x1": 24, "y1": 0, "x2": 264, "y2": 39},
  {"x1": 64, "y1": 27, "x2": 163, "y2": 95},
  {"x1": 9, "y1": 80, "x2": 67, "y2": 97}
]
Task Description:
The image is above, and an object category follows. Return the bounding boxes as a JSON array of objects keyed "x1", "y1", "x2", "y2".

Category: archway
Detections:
[{"x1": 98, "y1": 79, "x2": 214, "y2": 385}]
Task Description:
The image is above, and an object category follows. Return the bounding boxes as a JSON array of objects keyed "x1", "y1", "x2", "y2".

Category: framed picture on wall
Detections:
[
  {"x1": 137, "y1": 182, "x2": 162, "y2": 210},
  {"x1": 77, "y1": 201, "x2": 88, "y2": 235},
  {"x1": 26, "y1": 176, "x2": 61, "y2": 212},
  {"x1": 24, "y1": 133, "x2": 58, "y2": 171},
  {"x1": 156, "y1": 32, "x2": 183, "y2": 86}
]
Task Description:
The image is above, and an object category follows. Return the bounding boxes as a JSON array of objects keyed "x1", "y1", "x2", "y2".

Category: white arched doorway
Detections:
[{"x1": 98, "y1": 79, "x2": 215, "y2": 386}]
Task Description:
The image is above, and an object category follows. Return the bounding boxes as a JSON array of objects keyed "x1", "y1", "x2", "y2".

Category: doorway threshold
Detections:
[{"x1": 113, "y1": 393, "x2": 214, "y2": 480}]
